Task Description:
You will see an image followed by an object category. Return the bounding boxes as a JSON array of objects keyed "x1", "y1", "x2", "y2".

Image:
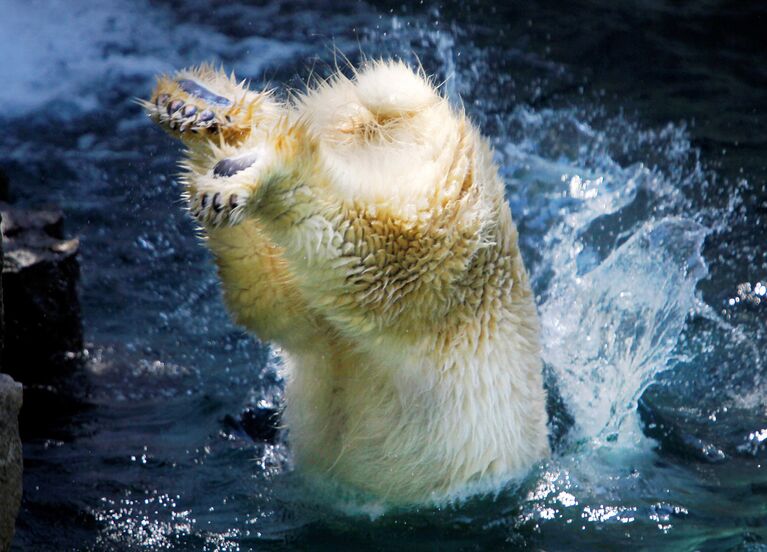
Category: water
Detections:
[{"x1": 2, "y1": 0, "x2": 766, "y2": 549}]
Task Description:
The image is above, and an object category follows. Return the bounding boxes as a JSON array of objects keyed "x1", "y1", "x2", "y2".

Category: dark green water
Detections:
[{"x1": 1, "y1": 1, "x2": 765, "y2": 550}]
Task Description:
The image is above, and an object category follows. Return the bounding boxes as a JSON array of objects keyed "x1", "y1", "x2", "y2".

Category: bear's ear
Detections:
[{"x1": 354, "y1": 61, "x2": 441, "y2": 121}]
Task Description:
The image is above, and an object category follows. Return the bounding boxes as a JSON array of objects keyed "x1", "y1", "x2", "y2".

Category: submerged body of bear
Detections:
[{"x1": 143, "y1": 61, "x2": 549, "y2": 504}]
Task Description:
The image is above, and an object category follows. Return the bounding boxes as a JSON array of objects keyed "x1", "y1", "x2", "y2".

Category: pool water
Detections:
[{"x1": 2, "y1": 1, "x2": 766, "y2": 550}]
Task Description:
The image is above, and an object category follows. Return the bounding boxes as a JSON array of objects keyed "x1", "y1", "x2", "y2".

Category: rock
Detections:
[
  {"x1": 0, "y1": 211, "x2": 3, "y2": 361},
  {"x1": 0, "y1": 203, "x2": 83, "y2": 383},
  {"x1": 0, "y1": 374, "x2": 22, "y2": 552},
  {"x1": 1, "y1": 204, "x2": 64, "y2": 240},
  {"x1": 0, "y1": 169, "x2": 9, "y2": 203}
]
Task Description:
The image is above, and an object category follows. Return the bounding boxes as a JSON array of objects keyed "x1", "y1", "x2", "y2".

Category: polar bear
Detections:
[{"x1": 142, "y1": 61, "x2": 549, "y2": 504}]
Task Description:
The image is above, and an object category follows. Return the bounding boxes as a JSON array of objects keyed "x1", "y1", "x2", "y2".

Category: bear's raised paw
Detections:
[{"x1": 142, "y1": 64, "x2": 277, "y2": 148}]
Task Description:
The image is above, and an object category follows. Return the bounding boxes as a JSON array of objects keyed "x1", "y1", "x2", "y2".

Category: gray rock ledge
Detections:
[
  {"x1": 0, "y1": 203, "x2": 83, "y2": 380},
  {"x1": 0, "y1": 374, "x2": 22, "y2": 552}
]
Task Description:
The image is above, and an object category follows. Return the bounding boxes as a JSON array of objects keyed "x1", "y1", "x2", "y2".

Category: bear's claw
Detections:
[
  {"x1": 149, "y1": 92, "x2": 220, "y2": 134},
  {"x1": 187, "y1": 188, "x2": 247, "y2": 228}
]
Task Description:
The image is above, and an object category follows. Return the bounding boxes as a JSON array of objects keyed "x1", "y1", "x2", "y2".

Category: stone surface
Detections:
[
  {"x1": 0, "y1": 203, "x2": 83, "y2": 382},
  {"x1": 0, "y1": 374, "x2": 22, "y2": 552},
  {"x1": 1, "y1": 205, "x2": 64, "y2": 240},
  {"x1": 0, "y1": 169, "x2": 9, "y2": 203},
  {"x1": 0, "y1": 211, "x2": 3, "y2": 362}
]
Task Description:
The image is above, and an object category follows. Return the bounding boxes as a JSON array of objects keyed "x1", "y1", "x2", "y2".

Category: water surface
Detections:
[{"x1": 1, "y1": 1, "x2": 766, "y2": 550}]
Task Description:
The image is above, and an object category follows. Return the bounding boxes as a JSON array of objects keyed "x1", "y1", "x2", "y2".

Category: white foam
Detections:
[{"x1": 0, "y1": 0, "x2": 303, "y2": 118}]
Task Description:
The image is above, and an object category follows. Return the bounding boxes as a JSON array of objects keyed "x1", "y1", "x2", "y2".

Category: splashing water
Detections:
[
  {"x1": 493, "y1": 103, "x2": 711, "y2": 441},
  {"x1": 542, "y1": 217, "x2": 708, "y2": 442}
]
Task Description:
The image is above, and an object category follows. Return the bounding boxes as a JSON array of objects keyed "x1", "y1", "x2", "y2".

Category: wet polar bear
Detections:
[{"x1": 142, "y1": 61, "x2": 549, "y2": 504}]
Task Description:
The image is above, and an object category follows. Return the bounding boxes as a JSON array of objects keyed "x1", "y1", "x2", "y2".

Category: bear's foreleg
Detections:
[
  {"x1": 180, "y1": 121, "x2": 483, "y2": 347},
  {"x1": 167, "y1": 130, "x2": 319, "y2": 348}
]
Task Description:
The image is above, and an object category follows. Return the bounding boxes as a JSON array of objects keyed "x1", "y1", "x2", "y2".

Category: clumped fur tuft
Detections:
[{"x1": 141, "y1": 60, "x2": 550, "y2": 505}]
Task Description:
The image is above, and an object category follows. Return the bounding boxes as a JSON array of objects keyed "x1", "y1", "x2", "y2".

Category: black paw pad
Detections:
[
  {"x1": 198, "y1": 110, "x2": 215, "y2": 122},
  {"x1": 167, "y1": 100, "x2": 184, "y2": 115},
  {"x1": 178, "y1": 79, "x2": 232, "y2": 107},
  {"x1": 213, "y1": 153, "x2": 259, "y2": 178}
]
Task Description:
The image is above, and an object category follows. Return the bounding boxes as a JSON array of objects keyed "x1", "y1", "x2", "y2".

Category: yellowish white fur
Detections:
[{"x1": 143, "y1": 60, "x2": 550, "y2": 505}]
